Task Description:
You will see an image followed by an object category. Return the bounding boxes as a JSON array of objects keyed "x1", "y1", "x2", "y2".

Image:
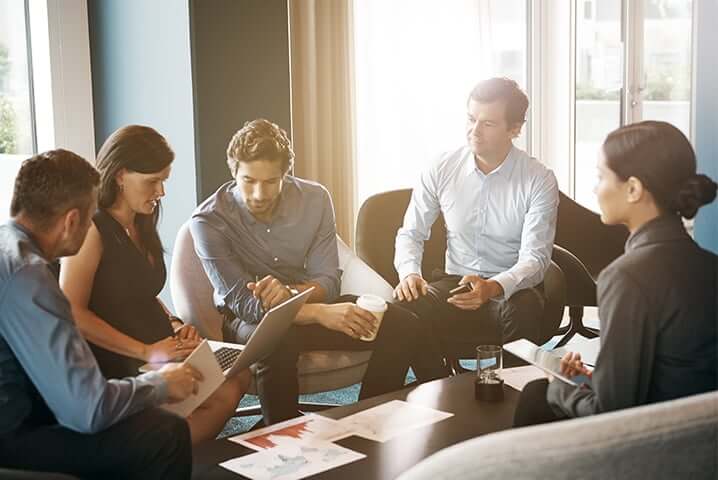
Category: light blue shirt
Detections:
[
  {"x1": 0, "y1": 220, "x2": 168, "y2": 435},
  {"x1": 394, "y1": 145, "x2": 559, "y2": 300}
]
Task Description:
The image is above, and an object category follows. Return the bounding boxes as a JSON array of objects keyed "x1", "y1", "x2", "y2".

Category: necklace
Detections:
[{"x1": 107, "y1": 210, "x2": 133, "y2": 237}]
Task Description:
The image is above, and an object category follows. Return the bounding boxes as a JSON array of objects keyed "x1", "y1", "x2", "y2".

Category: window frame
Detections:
[
  {"x1": 0, "y1": 0, "x2": 95, "y2": 161},
  {"x1": 530, "y1": 0, "x2": 696, "y2": 205},
  {"x1": 0, "y1": 0, "x2": 94, "y2": 224}
]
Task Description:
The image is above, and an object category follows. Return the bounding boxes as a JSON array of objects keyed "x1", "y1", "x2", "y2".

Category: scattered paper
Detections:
[
  {"x1": 337, "y1": 399, "x2": 453, "y2": 442},
  {"x1": 502, "y1": 365, "x2": 548, "y2": 391},
  {"x1": 229, "y1": 414, "x2": 353, "y2": 451},
  {"x1": 220, "y1": 441, "x2": 365, "y2": 480},
  {"x1": 223, "y1": 399, "x2": 453, "y2": 477}
]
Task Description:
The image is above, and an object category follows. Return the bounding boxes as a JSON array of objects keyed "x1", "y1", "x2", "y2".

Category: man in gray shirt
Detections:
[
  {"x1": 191, "y1": 119, "x2": 449, "y2": 424},
  {"x1": 0, "y1": 150, "x2": 200, "y2": 479}
]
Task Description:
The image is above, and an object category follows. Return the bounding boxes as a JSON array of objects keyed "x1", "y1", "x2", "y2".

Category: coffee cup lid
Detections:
[{"x1": 356, "y1": 294, "x2": 388, "y2": 312}]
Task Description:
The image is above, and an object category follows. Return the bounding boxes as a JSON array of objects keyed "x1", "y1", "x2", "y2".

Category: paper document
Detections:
[
  {"x1": 161, "y1": 340, "x2": 225, "y2": 417},
  {"x1": 553, "y1": 335, "x2": 601, "y2": 367},
  {"x1": 229, "y1": 415, "x2": 353, "y2": 451},
  {"x1": 502, "y1": 365, "x2": 549, "y2": 391},
  {"x1": 504, "y1": 339, "x2": 578, "y2": 386},
  {"x1": 337, "y1": 399, "x2": 453, "y2": 443},
  {"x1": 220, "y1": 441, "x2": 365, "y2": 480}
]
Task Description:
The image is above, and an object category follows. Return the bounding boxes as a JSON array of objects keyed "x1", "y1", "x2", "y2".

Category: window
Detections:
[
  {"x1": 0, "y1": 0, "x2": 34, "y2": 156},
  {"x1": 354, "y1": 0, "x2": 696, "y2": 215},
  {"x1": 640, "y1": 0, "x2": 692, "y2": 134},
  {"x1": 0, "y1": 0, "x2": 95, "y2": 223},
  {"x1": 574, "y1": 0, "x2": 622, "y2": 210},
  {"x1": 0, "y1": 0, "x2": 35, "y2": 220},
  {"x1": 353, "y1": 0, "x2": 528, "y2": 206},
  {"x1": 574, "y1": 0, "x2": 694, "y2": 211}
]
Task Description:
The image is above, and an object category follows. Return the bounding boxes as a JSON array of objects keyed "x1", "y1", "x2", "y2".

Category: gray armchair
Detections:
[
  {"x1": 169, "y1": 221, "x2": 385, "y2": 413},
  {"x1": 399, "y1": 390, "x2": 718, "y2": 480}
]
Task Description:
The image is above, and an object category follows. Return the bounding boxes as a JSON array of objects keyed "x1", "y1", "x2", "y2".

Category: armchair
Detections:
[
  {"x1": 169, "y1": 222, "x2": 391, "y2": 414},
  {"x1": 552, "y1": 192, "x2": 627, "y2": 346},
  {"x1": 355, "y1": 189, "x2": 566, "y2": 357}
]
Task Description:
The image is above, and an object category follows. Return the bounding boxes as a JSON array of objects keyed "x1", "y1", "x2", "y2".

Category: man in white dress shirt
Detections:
[{"x1": 394, "y1": 77, "x2": 559, "y2": 357}]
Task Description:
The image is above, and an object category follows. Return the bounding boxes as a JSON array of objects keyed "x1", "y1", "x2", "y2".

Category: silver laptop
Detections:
[{"x1": 160, "y1": 287, "x2": 314, "y2": 417}]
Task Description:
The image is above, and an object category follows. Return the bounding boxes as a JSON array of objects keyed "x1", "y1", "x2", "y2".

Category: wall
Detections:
[
  {"x1": 88, "y1": 0, "x2": 197, "y2": 304},
  {"x1": 88, "y1": 0, "x2": 292, "y2": 305},
  {"x1": 190, "y1": 0, "x2": 291, "y2": 201},
  {"x1": 693, "y1": 0, "x2": 718, "y2": 254}
]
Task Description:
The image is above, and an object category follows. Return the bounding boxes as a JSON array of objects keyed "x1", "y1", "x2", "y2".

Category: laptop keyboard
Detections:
[{"x1": 214, "y1": 347, "x2": 242, "y2": 371}]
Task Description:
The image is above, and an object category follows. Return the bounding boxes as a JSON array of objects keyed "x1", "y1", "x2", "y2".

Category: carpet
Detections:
[{"x1": 219, "y1": 368, "x2": 417, "y2": 438}]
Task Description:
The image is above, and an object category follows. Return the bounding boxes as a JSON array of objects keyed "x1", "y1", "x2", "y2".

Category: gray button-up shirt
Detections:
[
  {"x1": 0, "y1": 221, "x2": 168, "y2": 436},
  {"x1": 548, "y1": 215, "x2": 717, "y2": 417},
  {"x1": 190, "y1": 177, "x2": 340, "y2": 325}
]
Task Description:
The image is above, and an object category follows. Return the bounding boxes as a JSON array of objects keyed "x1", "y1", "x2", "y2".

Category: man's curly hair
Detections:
[
  {"x1": 226, "y1": 119, "x2": 294, "y2": 176},
  {"x1": 10, "y1": 149, "x2": 99, "y2": 229}
]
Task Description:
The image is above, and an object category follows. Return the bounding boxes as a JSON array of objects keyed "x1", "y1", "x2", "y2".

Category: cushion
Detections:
[{"x1": 337, "y1": 235, "x2": 394, "y2": 302}]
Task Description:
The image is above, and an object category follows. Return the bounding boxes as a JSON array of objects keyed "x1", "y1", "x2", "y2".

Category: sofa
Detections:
[{"x1": 398, "y1": 390, "x2": 718, "y2": 480}]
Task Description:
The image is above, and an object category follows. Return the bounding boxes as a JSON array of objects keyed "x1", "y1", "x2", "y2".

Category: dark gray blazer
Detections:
[{"x1": 548, "y1": 215, "x2": 717, "y2": 417}]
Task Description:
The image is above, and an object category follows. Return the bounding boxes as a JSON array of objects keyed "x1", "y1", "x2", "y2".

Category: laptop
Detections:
[
  {"x1": 504, "y1": 339, "x2": 584, "y2": 386},
  {"x1": 159, "y1": 287, "x2": 314, "y2": 417}
]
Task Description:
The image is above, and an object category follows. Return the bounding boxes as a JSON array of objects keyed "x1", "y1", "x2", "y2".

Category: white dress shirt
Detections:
[{"x1": 394, "y1": 145, "x2": 559, "y2": 300}]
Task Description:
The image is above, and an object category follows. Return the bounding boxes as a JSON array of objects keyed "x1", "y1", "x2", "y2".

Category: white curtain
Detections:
[{"x1": 353, "y1": 0, "x2": 528, "y2": 205}]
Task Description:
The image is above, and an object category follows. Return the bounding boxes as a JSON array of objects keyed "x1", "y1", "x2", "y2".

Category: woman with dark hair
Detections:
[
  {"x1": 60, "y1": 125, "x2": 249, "y2": 444},
  {"x1": 514, "y1": 120, "x2": 717, "y2": 426}
]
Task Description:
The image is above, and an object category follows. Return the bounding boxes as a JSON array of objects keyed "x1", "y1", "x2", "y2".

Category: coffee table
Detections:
[{"x1": 192, "y1": 372, "x2": 520, "y2": 479}]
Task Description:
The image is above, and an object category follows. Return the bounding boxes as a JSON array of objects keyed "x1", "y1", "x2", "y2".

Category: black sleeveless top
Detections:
[{"x1": 88, "y1": 209, "x2": 172, "y2": 378}]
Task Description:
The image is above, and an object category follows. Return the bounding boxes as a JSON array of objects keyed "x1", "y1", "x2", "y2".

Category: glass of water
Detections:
[{"x1": 476, "y1": 345, "x2": 502, "y2": 384}]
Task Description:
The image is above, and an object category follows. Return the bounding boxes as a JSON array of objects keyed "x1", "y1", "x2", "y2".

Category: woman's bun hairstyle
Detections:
[
  {"x1": 673, "y1": 174, "x2": 717, "y2": 219},
  {"x1": 604, "y1": 121, "x2": 716, "y2": 218}
]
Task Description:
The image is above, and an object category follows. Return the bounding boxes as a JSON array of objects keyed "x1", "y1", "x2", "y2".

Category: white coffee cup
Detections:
[{"x1": 355, "y1": 294, "x2": 388, "y2": 341}]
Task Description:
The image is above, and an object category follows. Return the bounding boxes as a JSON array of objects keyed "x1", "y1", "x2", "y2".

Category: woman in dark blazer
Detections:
[{"x1": 514, "y1": 120, "x2": 717, "y2": 426}]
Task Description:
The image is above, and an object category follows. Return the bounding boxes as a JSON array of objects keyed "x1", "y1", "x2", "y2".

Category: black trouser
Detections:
[
  {"x1": 227, "y1": 294, "x2": 450, "y2": 425},
  {"x1": 399, "y1": 271, "x2": 546, "y2": 360},
  {"x1": 0, "y1": 408, "x2": 192, "y2": 480},
  {"x1": 513, "y1": 378, "x2": 565, "y2": 427}
]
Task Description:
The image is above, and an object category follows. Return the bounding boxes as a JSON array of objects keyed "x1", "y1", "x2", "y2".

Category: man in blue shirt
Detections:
[
  {"x1": 0, "y1": 150, "x2": 201, "y2": 479},
  {"x1": 191, "y1": 119, "x2": 449, "y2": 424},
  {"x1": 394, "y1": 78, "x2": 559, "y2": 358}
]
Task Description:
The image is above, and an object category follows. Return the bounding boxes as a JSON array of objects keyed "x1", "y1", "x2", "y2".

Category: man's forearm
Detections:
[
  {"x1": 485, "y1": 279, "x2": 504, "y2": 300},
  {"x1": 290, "y1": 281, "x2": 327, "y2": 303},
  {"x1": 293, "y1": 303, "x2": 323, "y2": 325},
  {"x1": 394, "y1": 227, "x2": 428, "y2": 281}
]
